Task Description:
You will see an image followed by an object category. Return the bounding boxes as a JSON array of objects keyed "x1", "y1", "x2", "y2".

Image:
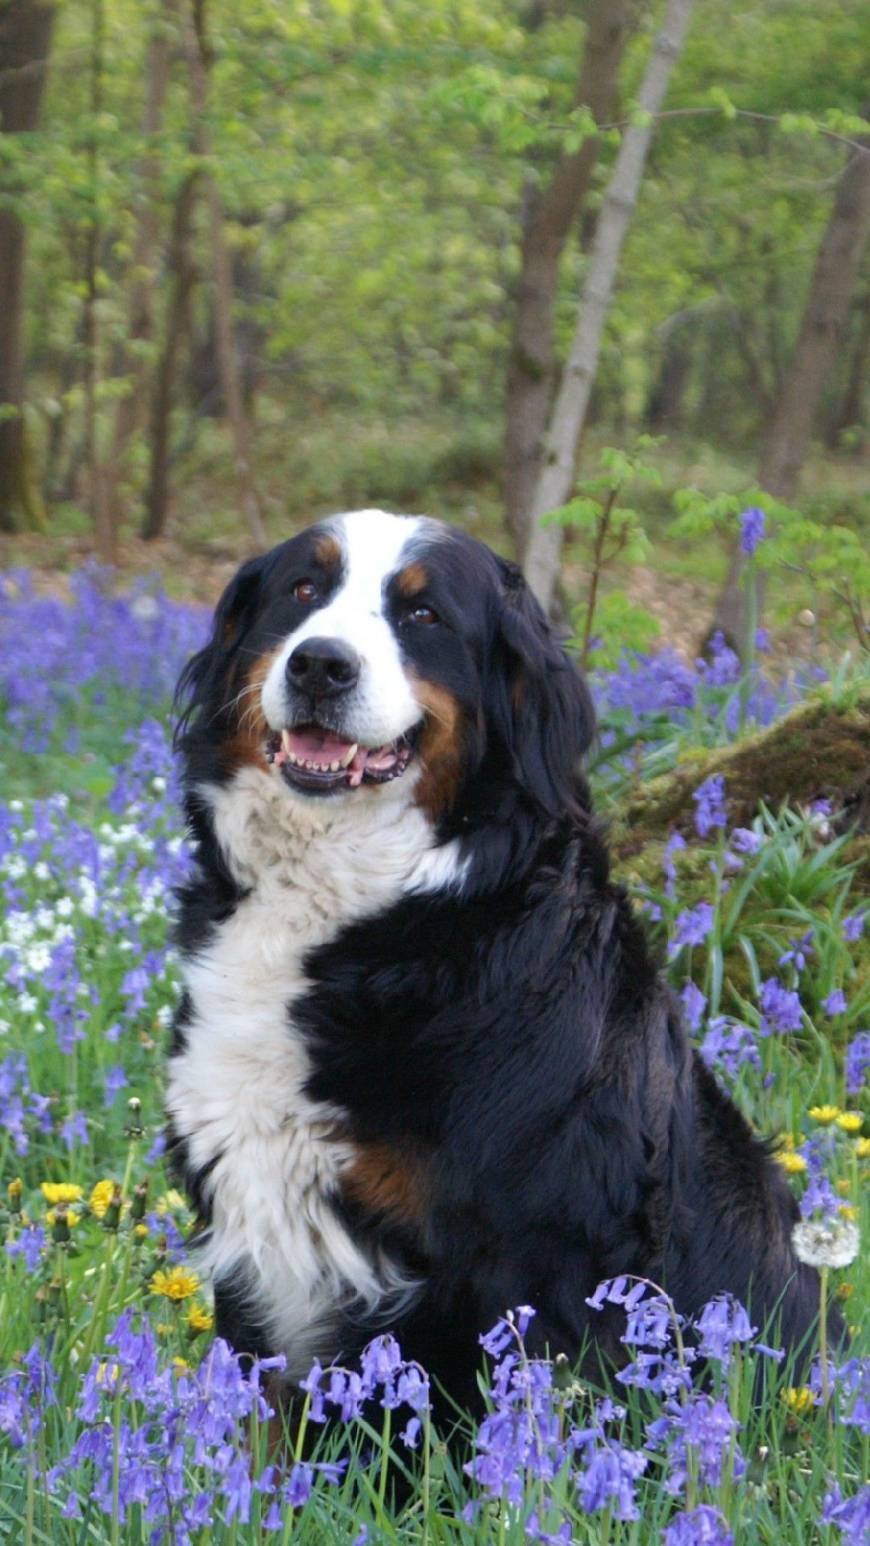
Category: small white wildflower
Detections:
[
  {"x1": 131, "y1": 593, "x2": 159, "y2": 622},
  {"x1": 4, "y1": 856, "x2": 26, "y2": 880},
  {"x1": 792, "y1": 1218, "x2": 860, "y2": 1270},
  {"x1": 9, "y1": 799, "x2": 23, "y2": 812},
  {"x1": 56, "y1": 897, "x2": 74, "y2": 918},
  {"x1": 33, "y1": 861, "x2": 49, "y2": 882},
  {"x1": 151, "y1": 776, "x2": 167, "y2": 793},
  {"x1": 24, "y1": 944, "x2": 51, "y2": 973},
  {"x1": 17, "y1": 993, "x2": 38, "y2": 1014}
]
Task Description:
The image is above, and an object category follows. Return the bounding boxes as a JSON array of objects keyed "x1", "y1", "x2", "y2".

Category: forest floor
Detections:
[{"x1": 2, "y1": 421, "x2": 866, "y2": 668}]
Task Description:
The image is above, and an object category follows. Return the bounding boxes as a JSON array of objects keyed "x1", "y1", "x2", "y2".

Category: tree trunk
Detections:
[
  {"x1": 0, "y1": 0, "x2": 55, "y2": 532},
  {"x1": 142, "y1": 170, "x2": 199, "y2": 541},
  {"x1": 104, "y1": 0, "x2": 175, "y2": 524},
  {"x1": 180, "y1": 0, "x2": 267, "y2": 548},
  {"x1": 712, "y1": 137, "x2": 870, "y2": 650},
  {"x1": 523, "y1": 0, "x2": 697, "y2": 611},
  {"x1": 504, "y1": 0, "x2": 633, "y2": 559},
  {"x1": 83, "y1": 0, "x2": 115, "y2": 562},
  {"x1": 825, "y1": 284, "x2": 869, "y2": 449}
]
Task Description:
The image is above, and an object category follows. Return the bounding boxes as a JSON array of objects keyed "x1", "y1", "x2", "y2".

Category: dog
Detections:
[{"x1": 167, "y1": 507, "x2": 826, "y2": 1415}]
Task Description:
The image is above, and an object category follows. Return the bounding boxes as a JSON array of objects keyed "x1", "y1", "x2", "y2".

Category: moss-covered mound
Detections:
[{"x1": 607, "y1": 685, "x2": 870, "y2": 863}]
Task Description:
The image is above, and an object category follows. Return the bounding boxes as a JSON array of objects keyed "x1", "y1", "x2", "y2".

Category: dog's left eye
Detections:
[
  {"x1": 292, "y1": 580, "x2": 319, "y2": 604},
  {"x1": 408, "y1": 603, "x2": 440, "y2": 627}
]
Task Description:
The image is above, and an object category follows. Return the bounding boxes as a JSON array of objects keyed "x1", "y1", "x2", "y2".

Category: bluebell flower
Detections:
[
  {"x1": 681, "y1": 982, "x2": 707, "y2": 1033},
  {"x1": 778, "y1": 929, "x2": 814, "y2": 974},
  {"x1": 664, "y1": 1503, "x2": 735, "y2": 1545},
  {"x1": 822, "y1": 989, "x2": 847, "y2": 1017},
  {"x1": 820, "y1": 1484, "x2": 870, "y2": 1545},
  {"x1": 845, "y1": 1032, "x2": 870, "y2": 1095},
  {"x1": 669, "y1": 902, "x2": 715, "y2": 958},
  {"x1": 842, "y1": 912, "x2": 865, "y2": 943},
  {"x1": 758, "y1": 978, "x2": 803, "y2": 1035},
  {"x1": 739, "y1": 507, "x2": 766, "y2": 556},
  {"x1": 700, "y1": 1018, "x2": 760, "y2": 1080},
  {"x1": 576, "y1": 1442, "x2": 647, "y2": 1521},
  {"x1": 693, "y1": 775, "x2": 727, "y2": 838},
  {"x1": 5, "y1": 1223, "x2": 46, "y2": 1272},
  {"x1": 729, "y1": 826, "x2": 762, "y2": 856}
]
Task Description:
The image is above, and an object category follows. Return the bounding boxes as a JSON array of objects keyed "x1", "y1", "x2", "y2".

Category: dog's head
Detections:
[{"x1": 176, "y1": 510, "x2": 594, "y2": 829}]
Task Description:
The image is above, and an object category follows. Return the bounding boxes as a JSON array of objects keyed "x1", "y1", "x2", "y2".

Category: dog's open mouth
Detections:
[{"x1": 266, "y1": 724, "x2": 417, "y2": 793}]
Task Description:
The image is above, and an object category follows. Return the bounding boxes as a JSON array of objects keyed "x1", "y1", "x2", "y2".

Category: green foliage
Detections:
[{"x1": 5, "y1": 0, "x2": 867, "y2": 564}]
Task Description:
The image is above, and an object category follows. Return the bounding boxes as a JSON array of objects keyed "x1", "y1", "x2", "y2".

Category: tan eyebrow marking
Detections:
[{"x1": 395, "y1": 561, "x2": 428, "y2": 598}]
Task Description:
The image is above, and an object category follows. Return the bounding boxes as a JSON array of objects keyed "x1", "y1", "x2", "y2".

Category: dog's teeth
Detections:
[
  {"x1": 329, "y1": 760, "x2": 340, "y2": 771},
  {"x1": 339, "y1": 743, "x2": 358, "y2": 769},
  {"x1": 287, "y1": 751, "x2": 299, "y2": 765}
]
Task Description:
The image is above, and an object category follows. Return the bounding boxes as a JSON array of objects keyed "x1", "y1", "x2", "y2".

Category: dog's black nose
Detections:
[{"x1": 286, "y1": 637, "x2": 360, "y2": 698}]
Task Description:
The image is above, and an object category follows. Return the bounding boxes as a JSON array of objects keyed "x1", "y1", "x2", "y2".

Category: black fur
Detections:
[{"x1": 171, "y1": 518, "x2": 833, "y2": 1414}]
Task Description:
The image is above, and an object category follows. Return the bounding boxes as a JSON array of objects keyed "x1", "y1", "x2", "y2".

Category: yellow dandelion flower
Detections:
[
  {"x1": 837, "y1": 1282, "x2": 854, "y2": 1302},
  {"x1": 836, "y1": 1179, "x2": 851, "y2": 1196},
  {"x1": 156, "y1": 1323, "x2": 173, "y2": 1338},
  {"x1": 45, "y1": 1207, "x2": 80, "y2": 1227},
  {"x1": 777, "y1": 1133, "x2": 796, "y2": 1152},
  {"x1": 855, "y1": 1137, "x2": 870, "y2": 1160},
  {"x1": 150, "y1": 1266, "x2": 201, "y2": 1302},
  {"x1": 186, "y1": 1302, "x2": 214, "y2": 1334},
  {"x1": 89, "y1": 1179, "x2": 117, "y2": 1219},
  {"x1": 838, "y1": 1204, "x2": 857, "y2": 1221},
  {"x1": 836, "y1": 1112, "x2": 863, "y2": 1134},
  {"x1": 782, "y1": 1387, "x2": 815, "y2": 1416},
  {"x1": 776, "y1": 1151, "x2": 807, "y2": 1174},
  {"x1": 133, "y1": 1223, "x2": 149, "y2": 1240},
  {"x1": 41, "y1": 1182, "x2": 83, "y2": 1205},
  {"x1": 172, "y1": 1357, "x2": 191, "y2": 1375},
  {"x1": 808, "y1": 1106, "x2": 841, "y2": 1125}
]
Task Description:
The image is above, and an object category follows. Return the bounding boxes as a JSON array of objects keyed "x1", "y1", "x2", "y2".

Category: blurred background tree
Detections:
[{"x1": 0, "y1": 0, "x2": 867, "y2": 654}]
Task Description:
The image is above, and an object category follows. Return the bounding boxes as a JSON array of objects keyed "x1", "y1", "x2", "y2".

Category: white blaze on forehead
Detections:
[{"x1": 261, "y1": 509, "x2": 428, "y2": 747}]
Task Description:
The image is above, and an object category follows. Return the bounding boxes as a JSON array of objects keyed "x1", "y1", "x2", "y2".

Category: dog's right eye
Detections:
[{"x1": 292, "y1": 580, "x2": 319, "y2": 604}]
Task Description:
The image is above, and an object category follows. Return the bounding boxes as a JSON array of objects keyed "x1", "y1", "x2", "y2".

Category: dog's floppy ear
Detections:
[
  {"x1": 490, "y1": 558, "x2": 595, "y2": 817},
  {"x1": 174, "y1": 555, "x2": 266, "y2": 747}
]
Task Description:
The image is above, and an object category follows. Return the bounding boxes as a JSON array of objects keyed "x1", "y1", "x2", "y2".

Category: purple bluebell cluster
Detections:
[
  {"x1": 799, "y1": 1133, "x2": 841, "y2": 1221},
  {"x1": 0, "y1": 569, "x2": 207, "y2": 752},
  {"x1": 739, "y1": 507, "x2": 766, "y2": 557},
  {"x1": 693, "y1": 775, "x2": 727, "y2": 839},
  {"x1": 1, "y1": 1313, "x2": 429, "y2": 1540},
  {"x1": 699, "y1": 1017, "x2": 762, "y2": 1081},
  {"x1": 845, "y1": 1032, "x2": 870, "y2": 1096}
]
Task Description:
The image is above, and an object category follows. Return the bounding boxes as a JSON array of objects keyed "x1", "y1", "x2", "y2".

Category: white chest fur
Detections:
[{"x1": 166, "y1": 766, "x2": 464, "y2": 1377}]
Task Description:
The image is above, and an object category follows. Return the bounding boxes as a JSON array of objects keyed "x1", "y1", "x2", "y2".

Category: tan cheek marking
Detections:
[
  {"x1": 411, "y1": 676, "x2": 466, "y2": 820},
  {"x1": 220, "y1": 644, "x2": 284, "y2": 773},
  {"x1": 343, "y1": 1141, "x2": 429, "y2": 1229}
]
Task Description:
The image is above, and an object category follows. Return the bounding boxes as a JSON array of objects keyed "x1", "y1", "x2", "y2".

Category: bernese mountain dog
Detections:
[{"x1": 167, "y1": 507, "x2": 826, "y2": 1416}]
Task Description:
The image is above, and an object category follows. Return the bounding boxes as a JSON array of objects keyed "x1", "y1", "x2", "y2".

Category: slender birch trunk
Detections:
[
  {"x1": 504, "y1": 0, "x2": 634, "y2": 558},
  {"x1": 180, "y1": 0, "x2": 267, "y2": 548},
  {"x1": 523, "y1": 0, "x2": 697, "y2": 612}
]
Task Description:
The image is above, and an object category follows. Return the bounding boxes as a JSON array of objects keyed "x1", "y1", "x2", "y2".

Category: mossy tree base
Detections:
[{"x1": 607, "y1": 685, "x2": 870, "y2": 862}]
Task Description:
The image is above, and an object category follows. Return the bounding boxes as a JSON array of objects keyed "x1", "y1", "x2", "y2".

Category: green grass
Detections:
[{"x1": 0, "y1": 659, "x2": 867, "y2": 1544}]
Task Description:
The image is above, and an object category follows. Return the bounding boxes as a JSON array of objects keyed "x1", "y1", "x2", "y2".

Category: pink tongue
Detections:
[{"x1": 285, "y1": 728, "x2": 355, "y2": 762}]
